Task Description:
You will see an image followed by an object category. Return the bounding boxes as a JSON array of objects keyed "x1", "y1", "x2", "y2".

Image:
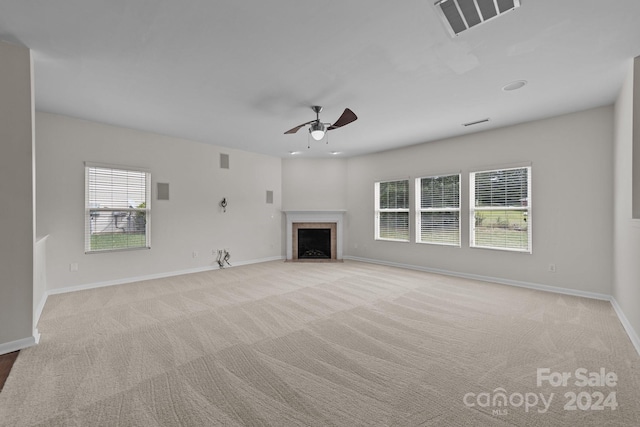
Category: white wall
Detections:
[
  {"x1": 344, "y1": 106, "x2": 614, "y2": 295},
  {"x1": 282, "y1": 158, "x2": 348, "y2": 211},
  {"x1": 0, "y1": 41, "x2": 35, "y2": 351},
  {"x1": 36, "y1": 112, "x2": 282, "y2": 291},
  {"x1": 633, "y1": 58, "x2": 640, "y2": 219},
  {"x1": 613, "y1": 58, "x2": 640, "y2": 350}
]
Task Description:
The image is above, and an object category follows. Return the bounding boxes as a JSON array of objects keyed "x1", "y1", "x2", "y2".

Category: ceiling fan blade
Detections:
[
  {"x1": 284, "y1": 120, "x2": 314, "y2": 134},
  {"x1": 328, "y1": 108, "x2": 357, "y2": 130}
]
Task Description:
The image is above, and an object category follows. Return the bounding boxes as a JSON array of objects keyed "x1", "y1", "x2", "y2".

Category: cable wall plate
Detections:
[
  {"x1": 220, "y1": 153, "x2": 230, "y2": 169},
  {"x1": 157, "y1": 183, "x2": 169, "y2": 200}
]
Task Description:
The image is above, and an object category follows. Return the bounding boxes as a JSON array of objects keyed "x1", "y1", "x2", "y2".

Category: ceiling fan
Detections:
[{"x1": 284, "y1": 106, "x2": 357, "y2": 141}]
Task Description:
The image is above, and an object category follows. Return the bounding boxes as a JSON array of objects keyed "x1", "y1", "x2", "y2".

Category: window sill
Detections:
[
  {"x1": 85, "y1": 246, "x2": 151, "y2": 255},
  {"x1": 416, "y1": 241, "x2": 461, "y2": 248},
  {"x1": 470, "y1": 245, "x2": 531, "y2": 254}
]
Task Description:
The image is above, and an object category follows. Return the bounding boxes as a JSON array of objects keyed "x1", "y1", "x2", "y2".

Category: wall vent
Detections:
[
  {"x1": 220, "y1": 153, "x2": 229, "y2": 169},
  {"x1": 434, "y1": 0, "x2": 521, "y2": 37},
  {"x1": 157, "y1": 183, "x2": 170, "y2": 200}
]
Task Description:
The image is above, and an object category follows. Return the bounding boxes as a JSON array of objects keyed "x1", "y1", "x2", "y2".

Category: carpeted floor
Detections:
[{"x1": 0, "y1": 260, "x2": 638, "y2": 426}]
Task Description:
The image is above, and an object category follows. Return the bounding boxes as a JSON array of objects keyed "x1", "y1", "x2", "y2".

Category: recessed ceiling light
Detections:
[
  {"x1": 288, "y1": 151, "x2": 300, "y2": 155},
  {"x1": 329, "y1": 151, "x2": 341, "y2": 155},
  {"x1": 502, "y1": 80, "x2": 527, "y2": 91}
]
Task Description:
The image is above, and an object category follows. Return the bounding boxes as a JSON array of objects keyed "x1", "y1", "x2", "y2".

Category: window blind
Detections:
[
  {"x1": 375, "y1": 180, "x2": 410, "y2": 241},
  {"x1": 85, "y1": 164, "x2": 151, "y2": 253},
  {"x1": 470, "y1": 166, "x2": 531, "y2": 252},
  {"x1": 417, "y1": 174, "x2": 460, "y2": 246}
]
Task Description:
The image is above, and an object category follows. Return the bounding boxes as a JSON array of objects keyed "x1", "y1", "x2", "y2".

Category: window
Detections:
[
  {"x1": 416, "y1": 174, "x2": 460, "y2": 246},
  {"x1": 375, "y1": 179, "x2": 410, "y2": 241},
  {"x1": 470, "y1": 166, "x2": 531, "y2": 252},
  {"x1": 85, "y1": 163, "x2": 151, "y2": 253}
]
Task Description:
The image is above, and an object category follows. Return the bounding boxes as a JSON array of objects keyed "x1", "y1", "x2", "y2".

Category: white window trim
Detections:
[
  {"x1": 374, "y1": 179, "x2": 410, "y2": 242},
  {"x1": 469, "y1": 165, "x2": 532, "y2": 253},
  {"x1": 84, "y1": 162, "x2": 152, "y2": 254},
  {"x1": 415, "y1": 173, "x2": 461, "y2": 247}
]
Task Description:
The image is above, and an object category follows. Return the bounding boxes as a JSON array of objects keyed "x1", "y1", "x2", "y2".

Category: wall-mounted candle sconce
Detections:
[{"x1": 220, "y1": 197, "x2": 227, "y2": 213}]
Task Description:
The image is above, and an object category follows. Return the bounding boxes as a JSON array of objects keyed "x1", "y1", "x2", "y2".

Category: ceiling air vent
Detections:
[
  {"x1": 462, "y1": 118, "x2": 490, "y2": 127},
  {"x1": 434, "y1": 0, "x2": 521, "y2": 37}
]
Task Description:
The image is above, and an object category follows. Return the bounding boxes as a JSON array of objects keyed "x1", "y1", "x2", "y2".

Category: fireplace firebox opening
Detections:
[
  {"x1": 292, "y1": 222, "x2": 337, "y2": 261},
  {"x1": 298, "y1": 228, "x2": 331, "y2": 259}
]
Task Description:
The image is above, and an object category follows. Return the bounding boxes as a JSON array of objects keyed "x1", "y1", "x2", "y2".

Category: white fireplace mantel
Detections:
[{"x1": 285, "y1": 210, "x2": 345, "y2": 260}]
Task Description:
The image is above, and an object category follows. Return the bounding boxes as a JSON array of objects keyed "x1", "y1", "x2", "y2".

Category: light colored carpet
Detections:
[{"x1": 1, "y1": 260, "x2": 638, "y2": 426}]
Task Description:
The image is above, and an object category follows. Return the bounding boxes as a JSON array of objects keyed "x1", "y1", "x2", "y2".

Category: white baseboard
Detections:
[
  {"x1": 610, "y1": 297, "x2": 640, "y2": 356},
  {"x1": 0, "y1": 335, "x2": 38, "y2": 356},
  {"x1": 345, "y1": 256, "x2": 640, "y2": 357},
  {"x1": 47, "y1": 266, "x2": 219, "y2": 296},
  {"x1": 229, "y1": 256, "x2": 284, "y2": 267},
  {"x1": 344, "y1": 256, "x2": 610, "y2": 300},
  {"x1": 34, "y1": 293, "x2": 48, "y2": 329},
  {"x1": 46, "y1": 256, "x2": 285, "y2": 297}
]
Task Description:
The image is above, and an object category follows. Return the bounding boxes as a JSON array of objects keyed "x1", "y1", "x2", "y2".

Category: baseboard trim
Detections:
[
  {"x1": 0, "y1": 336, "x2": 37, "y2": 356},
  {"x1": 610, "y1": 297, "x2": 640, "y2": 356},
  {"x1": 344, "y1": 256, "x2": 610, "y2": 300},
  {"x1": 46, "y1": 256, "x2": 285, "y2": 297},
  {"x1": 230, "y1": 256, "x2": 285, "y2": 267},
  {"x1": 345, "y1": 256, "x2": 640, "y2": 357},
  {"x1": 34, "y1": 294, "x2": 48, "y2": 330}
]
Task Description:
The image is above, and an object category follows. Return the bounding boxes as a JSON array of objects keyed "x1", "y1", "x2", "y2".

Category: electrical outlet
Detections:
[
  {"x1": 192, "y1": 251, "x2": 199, "y2": 258},
  {"x1": 69, "y1": 263, "x2": 78, "y2": 272},
  {"x1": 548, "y1": 263, "x2": 556, "y2": 273}
]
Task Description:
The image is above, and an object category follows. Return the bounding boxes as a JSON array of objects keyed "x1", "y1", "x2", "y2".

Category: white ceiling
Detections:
[{"x1": 1, "y1": 1, "x2": 639, "y2": 158}]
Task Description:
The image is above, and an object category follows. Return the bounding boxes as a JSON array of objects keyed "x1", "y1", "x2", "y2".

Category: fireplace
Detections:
[
  {"x1": 292, "y1": 222, "x2": 337, "y2": 260},
  {"x1": 285, "y1": 211, "x2": 345, "y2": 261}
]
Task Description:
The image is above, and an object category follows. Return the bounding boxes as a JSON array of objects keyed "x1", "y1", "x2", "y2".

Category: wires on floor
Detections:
[{"x1": 216, "y1": 249, "x2": 231, "y2": 268}]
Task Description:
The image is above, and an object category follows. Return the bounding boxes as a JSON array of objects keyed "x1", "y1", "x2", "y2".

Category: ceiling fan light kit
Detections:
[
  {"x1": 309, "y1": 121, "x2": 326, "y2": 141},
  {"x1": 284, "y1": 105, "x2": 358, "y2": 148}
]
